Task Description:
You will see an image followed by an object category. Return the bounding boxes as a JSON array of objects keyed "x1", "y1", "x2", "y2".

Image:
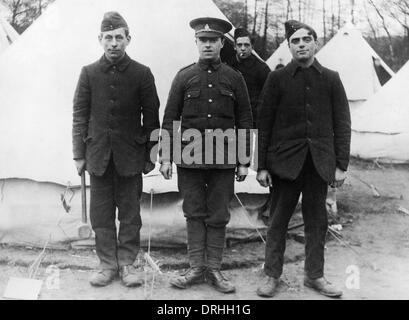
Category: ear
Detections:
[
  {"x1": 127, "y1": 35, "x2": 131, "y2": 43},
  {"x1": 220, "y1": 37, "x2": 225, "y2": 48},
  {"x1": 98, "y1": 34, "x2": 103, "y2": 43},
  {"x1": 313, "y1": 39, "x2": 319, "y2": 53}
]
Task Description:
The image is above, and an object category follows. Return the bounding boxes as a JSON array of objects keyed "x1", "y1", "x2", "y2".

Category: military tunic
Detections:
[
  {"x1": 161, "y1": 59, "x2": 253, "y2": 169},
  {"x1": 161, "y1": 59, "x2": 252, "y2": 269}
]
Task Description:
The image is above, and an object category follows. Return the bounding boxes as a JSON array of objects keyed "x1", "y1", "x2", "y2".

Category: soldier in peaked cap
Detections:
[
  {"x1": 72, "y1": 11, "x2": 160, "y2": 287},
  {"x1": 160, "y1": 17, "x2": 253, "y2": 294},
  {"x1": 226, "y1": 27, "x2": 270, "y2": 127},
  {"x1": 256, "y1": 19, "x2": 350, "y2": 298}
]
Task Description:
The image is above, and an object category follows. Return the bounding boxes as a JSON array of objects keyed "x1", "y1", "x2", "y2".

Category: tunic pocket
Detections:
[
  {"x1": 219, "y1": 89, "x2": 235, "y2": 119},
  {"x1": 183, "y1": 89, "x2": 201, "y2": 116}
]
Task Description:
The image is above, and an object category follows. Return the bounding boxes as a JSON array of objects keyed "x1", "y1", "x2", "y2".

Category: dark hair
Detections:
[{"x1": 235, "y1": 34, "x2": 255, "y2": 46}]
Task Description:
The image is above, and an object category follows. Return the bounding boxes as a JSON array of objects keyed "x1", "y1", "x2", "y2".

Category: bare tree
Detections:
[
  {"x1": 243, "y1": 0, "x2": 248, "y2": 30},
  {"x1": 338, "y1": 0, "x2": 341, "y2": 29},
  {"x1": 364, "y1": 0, "x2": 378, "y2": 39},
  {"x1": 388, "y1": 0, "x2": 409, "y2": 39},
  {"x1": 298, "y1": 0, "x2": 302, "y2": 20},
  {"x1": 286, "y1": 0, "x2": 293, "y2": 20},
  {"x1": 262, "y1": 0, "x2": 270, "y2": 57},
  {"x1": 1, "y1": 0, "x2": 54, "y2": 33},
  {"x1": 322, "y1": 0, "x2": 327, "y2": 43},
  {"x1": 350, "y1": 0, "x2": 355, "y2": 24},
  {"x1": 331, "y1": 0, "x2": 335, "y2": 36},
  {"x1": 252, "y1": 0, "x2": 259, "y2": 35},
  {"x1": 368, "y1": 0, "x2": 395, "y2": 62}
]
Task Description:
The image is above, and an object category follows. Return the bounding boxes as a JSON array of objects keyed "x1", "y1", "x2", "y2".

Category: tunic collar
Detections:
[
  {"x1": 287, "y1": 58, "x2": 323, "y2": 77},
  {"x1": 236, "y1": 54, "x2": 257, "y2": 67},
  {"x1": 198, "y1": 58, "x2": 222, "y2": 71},
  {"x1": 99, "y1": 53, "x2": 131, "y2": 73}
]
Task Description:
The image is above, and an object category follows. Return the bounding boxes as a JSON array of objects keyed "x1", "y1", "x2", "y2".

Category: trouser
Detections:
[
  {"x1": 177, "y1": 167, "x2": 235, "y2": 270},
  {"x1": 264, "y1": 152, "x2": 328, "y2": 279},
  {"x1": 90, "y1": 157, "x2": 142, "y2": 271}
]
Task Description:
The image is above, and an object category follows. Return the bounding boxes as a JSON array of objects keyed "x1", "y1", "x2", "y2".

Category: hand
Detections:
[
  {"x1": 236, "y1": 165, "x2": 248, "y2": 182},
  {"x1": 74, "y1": 159, "x2": 86, "y2": 176},
  {"x1": 160, "y1": 162, "x2": 173, "y2": 180},
  {"x1": 256, "y1": 170, "x2": 272, "y2": 187},
  {"x1": 143, "y1": 161, "x2": 155, "y2": 175},
  {"x1": 330, "y1": 168, "x2": 347, "y2": 188}
]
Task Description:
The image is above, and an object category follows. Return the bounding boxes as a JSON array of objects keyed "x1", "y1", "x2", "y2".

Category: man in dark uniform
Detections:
[
  {"x1": 160, "y1": 17, "x2": 253, "y2": 294},
  {"x1": 72, "y1": 12, "x2": 160, "y2": 287},
  {"x1": 256, "y1": 20, "x2": 351, "y2": 298},
  {"x1": 226, "y1": 28, "x2": 270, "y2": 126}
]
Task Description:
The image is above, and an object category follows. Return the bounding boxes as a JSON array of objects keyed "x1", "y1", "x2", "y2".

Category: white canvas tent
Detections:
[
  {"x1": 316, "y1": 22, "x2": 394, "y2": 112},
  {"x1": 266, "y1": 39, "x2": 292, "y2": 70},
  {"x1": 0, "y1": 0, "x2": 268, "y2": 248},
  {"x1": 0, "y1": 14, "x2": 19, "y2": 54},
  {"x1": 351, "y1": 60, "x2": 409, "y2": 163}
]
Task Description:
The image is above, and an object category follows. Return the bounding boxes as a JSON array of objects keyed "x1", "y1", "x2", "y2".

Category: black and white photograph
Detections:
[{"x1": 0, "y1": 0, "x2": 408, "y2": 306}]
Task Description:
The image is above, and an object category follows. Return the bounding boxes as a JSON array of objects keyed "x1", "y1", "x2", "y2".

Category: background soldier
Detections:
[
  {"x1": 160, "y1": 17, "x2": 253, "y2": 294},
  {"x1": 226, "y1": 27, "x2": 270, "y2": 127},
  {"x1": 256, "y1": 20, "x2": 351, "y2": 298},
  {"x1": 72, "y1": 12, "x2": 160, "y2": 287}
]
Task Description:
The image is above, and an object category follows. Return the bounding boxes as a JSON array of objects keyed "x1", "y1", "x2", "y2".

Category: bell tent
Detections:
[
  {"x1": 0, "y1": 0, "x2": 268, "y2": 248},
  {"x1": 351, "y1": 60, "x2": 409, "y2": 163},
  {"x1": 316, "y1": 22, "x2": 394, "y2": 111}
]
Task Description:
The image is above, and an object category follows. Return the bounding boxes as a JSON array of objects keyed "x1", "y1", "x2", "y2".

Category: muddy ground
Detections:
[{"x1": 0, "y1": 159, "x2": 409, "y2": 300}]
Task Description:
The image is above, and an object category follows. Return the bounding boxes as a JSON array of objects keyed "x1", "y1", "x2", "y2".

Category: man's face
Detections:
[
  {"x1": 235, "y1": 36, "x2": 252, "y2": 60},
  {"x1": 99, "y1": 27, "x2": 130, "y2": 62},
  {"x1": 196, "y1": 36, "x2": 224, "y2": 61},
  {"x1": 288, "y1": 28, "x2": 317, "y2": 63}
]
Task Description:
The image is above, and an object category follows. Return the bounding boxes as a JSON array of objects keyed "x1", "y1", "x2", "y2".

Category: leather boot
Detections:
[
  {"x1": 256, "y1": 276, "x2": 280, "y2": 297},
  {"x1": 206, "y1": 226, "x2": 225, "y2": 270},
  {"x1": 170, "y1": 267, "x2": 206, "y2": 289},
  {"x1": 119, "y1": 265, "x2": 144, "y2": 287},
  {"x1": 186, "y1": 218, "x2": 206, "y2": 268},
  {"x1": 206, "y1": 268, "x2": 236, "y2": 294},
  {"x1": 304, "y1": 276, "x2": 343, "y2": 298},
  {"x1": 89, "y1": 269, "x2": 118, "y2": 287}
]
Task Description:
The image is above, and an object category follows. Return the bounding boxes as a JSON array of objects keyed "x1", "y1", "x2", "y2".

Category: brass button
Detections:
[
  {"x1": 208, "y1": 114, "x2": 212, "y2": 118},
  {"x1": 209, "y1": 99, "x2": 213, "y2": 103},
  {"x1": 208, "y1": 84, "x2": 213, "y2": 88},
  {"x1": 208, "y1": 70, "x2": 212, "y2": 74}
]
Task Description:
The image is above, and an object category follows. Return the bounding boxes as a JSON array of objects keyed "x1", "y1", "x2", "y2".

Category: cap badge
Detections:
[{"x1": 204, "y1": 24, "x2": 210, "y2": 31}]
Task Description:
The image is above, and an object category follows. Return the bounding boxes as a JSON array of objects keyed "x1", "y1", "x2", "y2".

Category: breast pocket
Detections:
[
  {"x1": 218, "y1": 88, "x2": 236, "y2": 118},
  {"x1": 183, "y1": 89, "x2": 201, "y2": 116}
]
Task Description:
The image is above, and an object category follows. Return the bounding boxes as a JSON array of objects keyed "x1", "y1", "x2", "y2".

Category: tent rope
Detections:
[
  {"x1": 28, "y1": 236, "x2": 50, "y2": 279},
  {"x1": 234, "y1": 193, "x2": 266, "y2": 244},
  {"x1": 144, "y1": 189, "x2": 156, "y2": 300}
]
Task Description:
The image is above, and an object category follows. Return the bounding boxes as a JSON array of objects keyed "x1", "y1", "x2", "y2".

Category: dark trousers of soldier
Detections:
[
  {"x1": 90, "y1": 156, "x2": 142, "y2": 271},
  {"x1": 264, "y1": 151, "x2": 328, "y2": 279},
  {"x1": 177, "y1": 167, "x2": 235, "y2": 270}
]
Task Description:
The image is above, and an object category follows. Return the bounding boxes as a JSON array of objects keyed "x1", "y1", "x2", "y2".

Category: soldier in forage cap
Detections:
[
  {"x1": 72, "y1": 11, "x2": 160, "y2": 287},
  {"x1": 256, "y1": 19, "x2": 350, "y2": 298},
  {"x1": 226, "y1": 27, "x2": 270, "y2": 127},
  {"x1": 160, "y1": 17, "x2": 253, "y2": 294}
]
